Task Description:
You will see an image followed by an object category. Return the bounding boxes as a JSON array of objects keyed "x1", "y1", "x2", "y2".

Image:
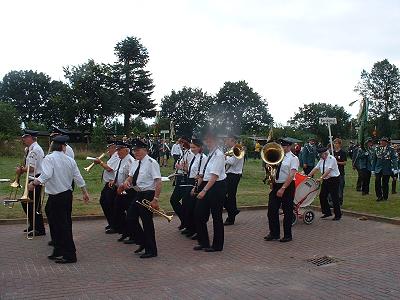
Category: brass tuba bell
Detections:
[
  {"x1": 225, "y1": 144, "x2": 245, "y2": 159},
  {"x1": 261, "y1": 142, "x2": 285, "y2": 185}
]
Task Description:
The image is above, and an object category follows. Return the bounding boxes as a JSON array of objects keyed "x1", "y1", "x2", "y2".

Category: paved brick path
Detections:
[{"x1": 1, "y1": 209, "x2": 400, "y2": 299}]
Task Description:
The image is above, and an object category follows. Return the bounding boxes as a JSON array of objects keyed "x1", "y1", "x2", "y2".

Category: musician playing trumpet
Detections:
[
  {"x1": 120, "y1": 139, "x2": 162, "y2": 258},
  {"x1": 19, "y1": 129, "x2": 46, "y2": 237}
]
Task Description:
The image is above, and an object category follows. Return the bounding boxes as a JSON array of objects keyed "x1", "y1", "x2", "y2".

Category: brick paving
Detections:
[{"x1": 1, "y1": 209, "x2": 400, "y2": 299}]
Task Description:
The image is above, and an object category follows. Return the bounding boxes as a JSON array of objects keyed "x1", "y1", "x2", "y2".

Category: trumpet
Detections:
[
  {"x1": 136, "y1": 199, "x2": 173, "y2": 222},
  {"x1": 261, "y1": 142, "x2": 285, "y2": 185},
  {"x1": 84, "y1": 153, "x2": 106, "y2": 172},
  {"x1": 225, "y1": 144, "x2": 245, "y2": 159}
]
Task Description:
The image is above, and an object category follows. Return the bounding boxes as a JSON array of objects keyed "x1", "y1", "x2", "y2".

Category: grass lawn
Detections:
[{"x1": 1, "y1": 156, "x2": 399, "y2": 219}]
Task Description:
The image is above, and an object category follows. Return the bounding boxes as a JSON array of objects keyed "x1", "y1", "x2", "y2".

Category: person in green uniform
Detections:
[{"x1": 300, "y1": 137, "x2": 317, "y2": 175}]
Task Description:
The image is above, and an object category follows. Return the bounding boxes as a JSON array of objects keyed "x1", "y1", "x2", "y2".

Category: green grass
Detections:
[{"x1": 1, "y1": 157, "x2": 399, "y2": 219}]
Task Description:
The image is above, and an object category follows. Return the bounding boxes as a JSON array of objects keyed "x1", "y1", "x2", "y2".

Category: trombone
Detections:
[
  {"x1": 136, "y1": 199, "x2": 173, "y2": 222},
  {"x1": 84, "y1": 153, "x2": 106, "y2": 172},
  {"x1": 261, "y1": 142, "x2": 285, "y2": 185},
  {"x1": 225, "y1": 144, "x2": 245, "y2": 159}
]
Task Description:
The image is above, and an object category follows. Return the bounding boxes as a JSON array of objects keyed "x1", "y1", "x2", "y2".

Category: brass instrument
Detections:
[
  {"x1": 261, "y1": 142, "x2": 285, "y2": 185},
  {"x1": 136, "y1": 199, "x2": 173, "y2": 222},
  {"x1": 225, "y1": 144, "x2": 245, "y2": 159},
  {"x1": 84, "y1": 153, "x2": 106, "y2": 172}
]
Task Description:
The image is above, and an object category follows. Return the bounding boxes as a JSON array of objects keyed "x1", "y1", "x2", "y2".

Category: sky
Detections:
[{"x1": 1, "y1": 0, "x2": 399, "y2": 125}]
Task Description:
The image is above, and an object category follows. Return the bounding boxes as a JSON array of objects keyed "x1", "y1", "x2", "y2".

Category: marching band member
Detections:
[
  {"x1": 50, "y1": 126, "x2": 75, "y2": 159},
  {"x1": 372, "y1": 137, "x2": 398, "y2": 201},
  {"x1": 108, "y1": 141, "x2": 135, "y2": 240},
  {"x1": 300, "y1": 137, "x2": 317, "y2": 175},
  {"x1": 170, "y1": 136, "x2": 194, "y2": 231},
  {"x1": 352, "y1": 138, "x2": 374, "y2": 195},
  {"x1": 29, "y1": 135, "x2": 89, "y2": 264},
  {"x1": 265, "y1": 138, "x2": 299, "y2": 243},
  {"x1": 194, "y1": 131, "x2": 227, "y2": 252},
  {"x1": 182, "y1": 138, "x2": 207, "y2": 239},
  {"x1": 308, "y1": 146, "x2": 342, "y2": 220},
  {"x1": 94, "y1": 141, "x2": 119, "y2": 232},
  {"x1": 121, "y1": 139, "x2": 162, "y2": 258},
  {"x1": 171, "y1": 139, "x2": 183, "y2": 169},
  {"x1": 18, "y1": 129, "x2": 46, "y2": 236},
  {"x1": 223, "y1": 134, "x2": 244, "y2": 226}
]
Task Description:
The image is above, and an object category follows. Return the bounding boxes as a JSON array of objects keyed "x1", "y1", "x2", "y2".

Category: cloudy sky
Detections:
[{"x1": 1, "y1": 0, "x2": 399, "y2": 124}]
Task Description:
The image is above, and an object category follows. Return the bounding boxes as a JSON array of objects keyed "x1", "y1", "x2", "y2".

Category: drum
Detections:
[
  {"x1": 294, "y1": 177, "x2": 320, "y2": 207},
  {"x1": 294, "y1": 172, "x2": 307, "y2": 188}
]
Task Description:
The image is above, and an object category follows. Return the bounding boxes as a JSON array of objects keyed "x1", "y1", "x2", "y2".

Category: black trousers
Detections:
[
  {"x1": 303, "y1": 166, "x2": 314, "y2": 176},
  {"x1": 173, "y1": 155, "x2": 180, "y2": 169},
  {"x1": 375, "y1": 172, "x2": 390, "y2": 200},
  {"x1": 170, "y1": 184, "x2": 187, "y2": 226},
  {"x1": 112, "y1": 190, "x2": 134, "y2": 234},
  {"x1": 130, "y1": 191, "x2": 157, "y2": 255},
  {"x1": 47, "y1": 190, "x2": 76, "y2": 259},
  {"x1": 320, "y1": 177, "x2": 341, "y2": 218},
  {"x1": 182, "y1": 178, "x2": 197, "y2": 234},
  {"x1": 360, "y1": 169, "x2": 371, "y2": 194},
  {"x1": 99, "y1": 183, "x2": 117, "y2": 228},
  {"x1": 224, "y1": 173, "x2": 241, "y2": 221},
  {"x1": 267, "y1": 181, "x2": 295, "y2": 239},
  {"x1": 21, "y1": 184, "x2": 45, "y2": 233},
  {"x1": 194, "y1": 180, "x2": 226, "y2": 250},
  {"x1": 356, "y1": 168, "x2": 362, "y2": 191}
]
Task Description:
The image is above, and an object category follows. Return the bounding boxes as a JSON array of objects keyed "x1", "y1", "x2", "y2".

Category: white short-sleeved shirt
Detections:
[
  {"x1": 102, "y1": 152, "x2": 119, "y2": 183},
  {"x1": 65, "y1": 144, "x2": 75, "y2": 159},
  {"x1": 171, "y1": 143, "x2": 182, "y2": 156},
  {"x1": 315, "y1": 155, "x2": 340, "y2": 179},
  {"x1": 203, "y1": 148, "x2": 227, "y2": 181},
  {"x1": 129, "y1": 155, "x2": 161, "y2": 191},
  {"x1": 275, "y1": 151, "x2": 299, "y2": 183},
  {"x1": 188, "y1": 153, "x2": 207, "y2": 179},
  {"x1": 26, "y1": 142, "x2": 45, "y2": 176},
  {"x1": 225, "y1": 155, "x2": 244, "y2": 174},
  {"x1": 114, "y1": 154, "x2": 134, "y2": 187},
  {"x1": 38, "y1": 151, "x2": 86, "y2": 195}
]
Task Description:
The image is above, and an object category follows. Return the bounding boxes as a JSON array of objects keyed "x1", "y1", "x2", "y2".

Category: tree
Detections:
[
  {"x1": 64, "y1": 59, "x2": 116, "y2": 131},
  {"x1": 112, "y1": 36, "x2": 156, "y2": 133},
  {"x1": 160, "y1": 87, "x2": 213, "y2": 136},
  {"x1": 288, "y1": 102, "x2": 351, "y2": 144},
  {"x1": 0, "y1": 101, "x2": 20, "y2": 137},
  {"x1": 0, "y1": 70, "x2": 52, "y2": 123},
  {"x1": 211, "y1": 81, "x2": 273, "y2": 135},
  {"x1": 354, "y1": 59, "x2": 400, "y2": 137}
]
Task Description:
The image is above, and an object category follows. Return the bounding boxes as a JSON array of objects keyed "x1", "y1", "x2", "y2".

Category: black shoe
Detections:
[
  {"x1": 193, "y1": 245, "x2": 206, "y2": 251},
  {"x1": 123, "y1": 238, "x2": 137, "y2": 245},
  {"x1": 105, "y1": 225, "x2": 111, "y2": 230},
  {"x1": 134, "y1": 245, "x2": 145, "y2": 253},
  {"x1": 332, "y1": 216, "x2": 341, "y2": 221},
  {"x1": 48, "y1": 240, "x2": 54, "y2": 246},
  {"x1": 376, "y1": 197, "x2": 383, "y2": 202},
  {"x1": 48, "y1": 252, "x2": 63, "y2": 260},
  {"x1": 234, "y1": 209, "x2": 240, "y2": 216},
  {"x1": 181, "y1": 228, "x2": 190, "y2": 235},
  {"x1": 23, "y1": 227, "x2": 33, "y2": 233},
  {"x1": 264, "y1": 234, "x2": 279, "y2": 241},
  {"x1": 55, "y1": 257, "x2": 77, "y2": 264},
  {"x1": 117, "y1": 234, "x2": 129, "y2": 242},
  {"x1": 204, "y1": 247, "x2": 222, "y2": 252},
  {"x1": 224, "y1": 219, "x2": 234, "y2": 226},
  {"x1": 140, "y1": 253, "x2": 157, "y2": 258},
  {"x1": 185, "y1": 231, "x2": 194, "y2": 237},
  {"x1": 105, "y1": 228, "x2": 117, "y2": 234},
  {"x1": 280, "y1": 237, "x2": 292, "y2": 243},
  {"x1": 28, "y1": 231, "x2": 46, "y2": 237},
  {"x1": 191, "y1": 234, "x2": 198, "y2": 240},
  {"x1": 178, "y1": 224, "x2": 185, "y2": 230},
  {"x1": 321, "y1": 214, "x2": 332, "y2": 219}
]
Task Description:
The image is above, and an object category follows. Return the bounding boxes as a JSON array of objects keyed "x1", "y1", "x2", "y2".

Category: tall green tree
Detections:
[
  {"x1": 0, "y1": 101, "x2": 20, "y2": 137},
  {"x1": 64, "y1": 59, "x2": 116, "y2": 131},
  {"x1": 288, "y1": 102, "x2": 351, "y2": 144},
  {"x1": 0, "y1": 70, "x2": 52, "y2": 123},
  {"x1": 354, "y1": 59, "x2": 400, "y2": 137},
  {"x1": 112, "y1": 36, "x2": 156, "y2": 134},
  {"x1": 160, "y1": 87, "x2": 213, "y2": 136},
  {"x1": 211, "y1": 81, "x2": 273, "y2": 135}
]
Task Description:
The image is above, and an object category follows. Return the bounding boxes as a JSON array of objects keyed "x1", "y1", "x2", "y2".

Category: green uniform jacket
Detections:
[
  {"x1": 353, "y1": 147, "x2": 373, "y2": 171},
  {"x1": 372, "y1": 146, "x2": 398, "y2": 175},
  {"x1": 300, "y1": 143, "x2": 317, "y2": 167}
]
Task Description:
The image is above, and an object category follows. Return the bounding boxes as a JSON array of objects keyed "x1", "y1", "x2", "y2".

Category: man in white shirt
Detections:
[
  {"x1": 265, "y1": 138, "x2": 299, "y2": 243},
  {"x1": 17, "y1": 129, "x2": 46, "y2": 236},
  {"x1": 49, "y1": 126, "x2": 75, "y2": 159},
  {"x1": 194, "y1": 131, "x2": 227, "y2": 252},
  {"x1": 171, "y1": 140, "x2": 183, "y2": 169},
  {"x1": 121, "y1": 139, "x2": 162, "y2": 258},
  {"x1": 94, "y1": 141, "x2": 119, "y2": 232},
  {"x1": 224, "y1": 135, "x2": 244, "y2": 226},
  {"x1": 30, "y1": 135, "x2": 89, "y2": 264},
  {"x1": 308, "y1": 147, "x2": 342, "y2": 220}
]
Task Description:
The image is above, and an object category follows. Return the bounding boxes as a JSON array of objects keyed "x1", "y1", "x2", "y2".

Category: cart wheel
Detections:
[
  {"x1": 292, "y1": 212, "x2": 297, "y2": 226},
  {"x1": 303, "y1": 210, "x2": 315, "y2": 225}
]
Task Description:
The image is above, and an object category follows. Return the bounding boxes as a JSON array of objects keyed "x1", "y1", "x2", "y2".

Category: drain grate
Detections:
[{"x1": 307, "y1": 256, "x2": 341, "y2": 266}]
